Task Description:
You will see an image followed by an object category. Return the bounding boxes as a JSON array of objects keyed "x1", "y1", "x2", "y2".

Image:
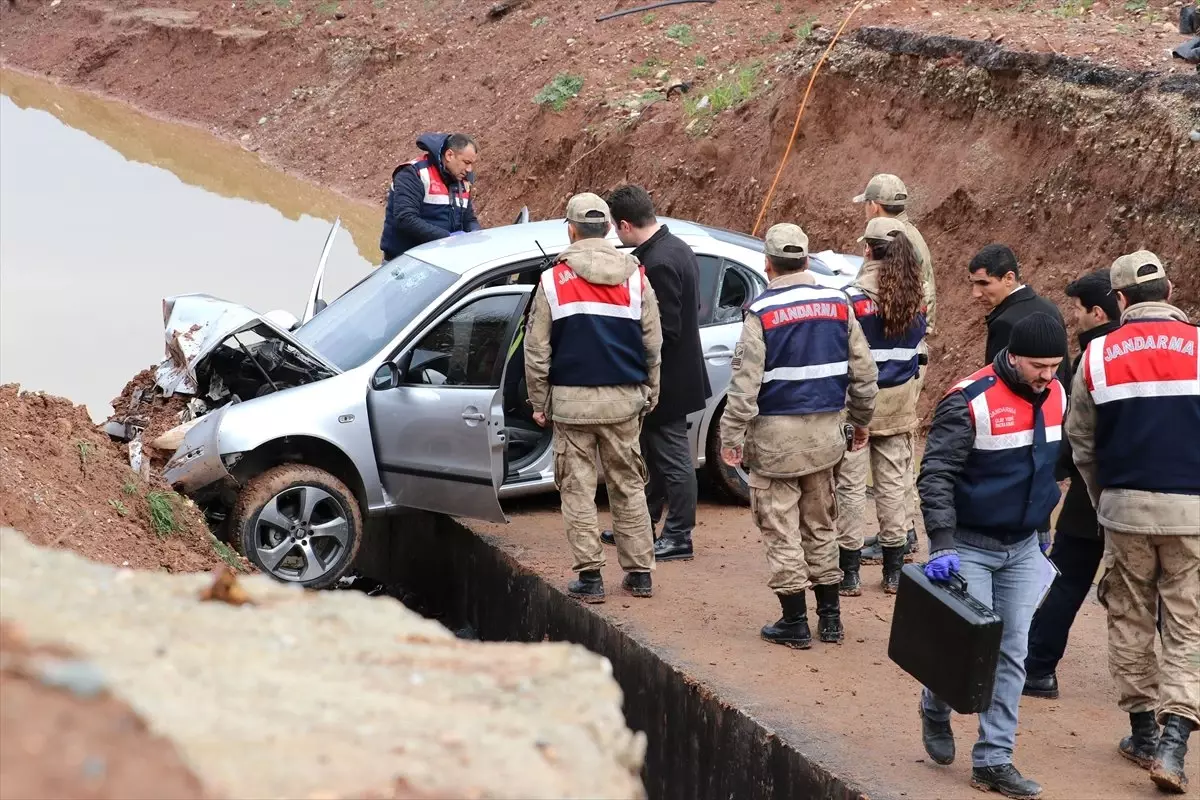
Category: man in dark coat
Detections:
[
  {"x1": 602, "y1": 185, "x2": 712, "y2": 561},
  {"x1": 379, "y1": 133, "x2": 481, "y2": 262},
  {"x1": 1023, "y1": 269, "x2": 1121, "y2": 700}
]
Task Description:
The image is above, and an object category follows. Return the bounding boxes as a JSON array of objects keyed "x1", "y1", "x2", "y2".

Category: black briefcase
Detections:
[{"x1": 888, "y1": 563, "x2": 1004, "y2": 714}]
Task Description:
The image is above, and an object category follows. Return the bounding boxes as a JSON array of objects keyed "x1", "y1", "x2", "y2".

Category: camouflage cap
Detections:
[
  {"x1": 565, "y1": 192, "x2": 612, "y2": 224},
  {"x1": 764, "y1": 223, "x2": 809, "y2": 258},
  {"x1": 1110, "y1": 250, "x2": 1166, "y2": 291},
  {"x1": 857, "y1": 216, "x2": 906, "y2": 243},
  {"x1": 852, "y1": 173, "x2": 910, "y2": 206}
]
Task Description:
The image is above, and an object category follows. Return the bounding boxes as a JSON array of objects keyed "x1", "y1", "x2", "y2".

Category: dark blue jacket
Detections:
[{"x1": 379, "y1": 133, "x2": 481, "y2": 260}]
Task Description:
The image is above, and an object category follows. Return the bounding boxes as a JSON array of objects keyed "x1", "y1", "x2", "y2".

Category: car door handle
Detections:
[
  {"x1": 461, "y1": 411, "x2": 487, "y2": 422},
  {"x1": 704, "y1": 346, "x2": 733, "y2": 362}
]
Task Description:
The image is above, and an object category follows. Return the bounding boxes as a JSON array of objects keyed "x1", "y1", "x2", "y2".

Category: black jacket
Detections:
[
  {"x1": 379, "y1": 133, "x2": 481, "y2": 260},
  {"x1": 1055, "y1": 320, "x2": 1121, "y2": 540},
  {"x1": 918, "y1": 349, "x2": 1055, "y2": 554},
  {"x1": 984, "y1": 285, "x2": 1074, "y2": 392},
  {"x1": 633, "y1": 226, "x2": 712, "y2": 423}
]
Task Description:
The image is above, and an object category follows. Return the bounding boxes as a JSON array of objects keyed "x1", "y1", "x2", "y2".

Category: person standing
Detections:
[
  {"x1": 523, "y1": 193, "x2": 663, "y2": 603},
  {"x1": 720, "y1": 224, "x2": 878, "y2": 648},
  {"x1": 835, "y1": 217, "x2": 927, "y2": 597},
  {"x1": 600, "y1": 185, "x2": 712, "y2": 561},
  {"x1": 1067, "y1": 251, "x2": 1200, "y2": 795},
  {"x1": 379, "y1": 133, "x2": 481, "y2": 262},
  {"x1": 1022, "y1": 269, "x2": 1121, "y2": 700},
  {"x1": 917, "y1": 313, "x2": 1069, "y2": 800}
]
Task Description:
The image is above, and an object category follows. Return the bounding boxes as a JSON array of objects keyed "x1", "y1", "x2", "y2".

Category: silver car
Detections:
[{"x1": 156, "y1": 217, "x2": 861, "y2": 588}]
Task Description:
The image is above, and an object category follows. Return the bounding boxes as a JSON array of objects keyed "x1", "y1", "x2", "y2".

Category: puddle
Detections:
[{"x1": 0, "y1": 69, "x2": 383, "y2": 420}]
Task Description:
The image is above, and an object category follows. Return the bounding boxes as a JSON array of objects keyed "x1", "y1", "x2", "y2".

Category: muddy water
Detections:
[{"x1": 0, "y1": 70, "x2": 383, "y2": 420}]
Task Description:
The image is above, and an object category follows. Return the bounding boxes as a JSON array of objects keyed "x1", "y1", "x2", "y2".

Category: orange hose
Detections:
[{"x1": 751, "y1": 0, "x2": 869, "y2": 237}]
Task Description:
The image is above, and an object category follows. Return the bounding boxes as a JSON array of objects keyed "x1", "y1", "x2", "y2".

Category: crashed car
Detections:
[{"x1": 130, "y1": 215, "x2": 861, "y2": 588}]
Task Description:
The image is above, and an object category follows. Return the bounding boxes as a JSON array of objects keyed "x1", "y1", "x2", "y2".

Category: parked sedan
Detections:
[{"x1": 155, "y1": 217, "x2": 861, "y2": 588}]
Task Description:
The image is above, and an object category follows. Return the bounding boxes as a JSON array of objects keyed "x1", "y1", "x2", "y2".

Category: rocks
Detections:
[{"x1": 0, "y1": 530, "x2": 646, "y2": 799}]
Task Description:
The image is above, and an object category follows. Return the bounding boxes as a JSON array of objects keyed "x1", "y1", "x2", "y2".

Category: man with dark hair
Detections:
[
  {"x1": 379, "y1": 132, "x2": 481, "y2": 261},
  {"x1": 599, "y1": 185, "x2": 711, "y2": 562},
  {"x1": 1068, "y1": 251, "x2": 1200, "y2": 794},
  {"x1": 1023, "y1": 269, "x2": 1122, "y2": 701}
]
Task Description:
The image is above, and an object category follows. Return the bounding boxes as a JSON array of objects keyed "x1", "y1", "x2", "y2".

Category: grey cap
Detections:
[
  {"x1": 565, "y1": 192, "x2": 612, "y2": 224},
  {"x1": 1110, "y1": 250, "x2": 1166, "y2": 291},
  {"x1": 764, "y1": 223, "x2": 809, "y2": 258},
  {"x1": 857, "y1": 216, "x2": 906, "y2": 243},
  {"x1": 852, "y1": 173, "x2": 910, "y2": 206}
]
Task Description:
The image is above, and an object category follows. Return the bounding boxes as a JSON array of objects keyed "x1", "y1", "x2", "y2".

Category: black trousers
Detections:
[
  {"x1": 640, "y1": 417, "x2": 697, "y2": 539},
  {"x1": 1024, "y1": 534, "x2": 1104, "y2": 678}
]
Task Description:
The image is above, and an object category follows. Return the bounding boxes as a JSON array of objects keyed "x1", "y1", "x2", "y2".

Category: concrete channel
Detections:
[{"x1": 357, "y1": 513, "x2": 866, "y2": 800}]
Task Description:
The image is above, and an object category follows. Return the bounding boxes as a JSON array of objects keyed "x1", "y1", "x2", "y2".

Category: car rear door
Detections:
[{"x1": 366, "y1": 286, "x2": 531, "y2": 523}]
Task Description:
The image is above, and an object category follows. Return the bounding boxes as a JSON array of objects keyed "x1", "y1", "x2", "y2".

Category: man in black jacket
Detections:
[
  {"x1": 601, "y1": 185, "x2": 711, "y2": 561},
  {"x1": 1023, "y1": 269, "x2": 1121, "y2": 700}
]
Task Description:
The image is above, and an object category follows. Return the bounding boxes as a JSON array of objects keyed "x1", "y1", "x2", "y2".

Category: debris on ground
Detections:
[{"x1": 198, "y1": 567, "x2": 255, "y2": 606}]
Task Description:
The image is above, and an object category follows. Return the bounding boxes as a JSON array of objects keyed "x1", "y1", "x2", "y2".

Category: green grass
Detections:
[
  {"x1": 533, "y1": 73, "x2": 584, "y2": 111},
  {"x1": 760, "y1": 31, "x2": 782, "y2": 45},
  {"x1": 638, "y1": 90, "x2": 667, "y2": 105},
  {"x1": 531, "y1": 15, "x2": 548, "y2": 28},
  {"x1": 283, "y1": 12, "x2": 304, "y2": 27},
  {"x1": 146, "y1": 492, "x2": 180, "y2": 538},
  {"x1": 122, "y1": 480, "x2": 139, "y2": 496},
  {"x1": 75, "y1": 440, "x2": 93, "y2": 470},
  {"x1": 1051, "y1": 0, "x2": 1095, "y2": 18},
  {"x1": 685, "y1": 60, "x2": 763, "y2": 117},
  {"x1": 793, "y1": 16, "x2": 816, "y2": 39},
  {"x1": 631, "y1": 64, "x2": 653, "y2": 79},
  {"x1": 773, "y1": 2, "x2": 782, "y2": 12},
  {"x1": 666, "y1": 23, "x2": 694, "y2": 46},
  {"x1": 107, "y1": 499, "x2": 129, "y2": 517},
  {"x1": 694, "y1": 54, "x2": 707, "y2": 67},
  {"x1": 209, "y1": 535, "x2": 243, "y2": 571},
  {"x1": 317, "y1": 1, "x2": 339, "y2": 16},
  {"x1": 1123, "y1": 0, "x2": 1147, "y2": 10},
  {"x1": 642, "y1": 12, "x2": 657, "y2": 24},
  {"x1": 274, "y1": 0, "x2": 291, "y2": 7}
]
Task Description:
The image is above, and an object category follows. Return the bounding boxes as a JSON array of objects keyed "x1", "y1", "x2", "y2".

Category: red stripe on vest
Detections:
[
  {"x1": 761, "y1": 300, "x2": 849, "y2": 331},
  {"x1": 1096, "y1": 321, "x2": 1199, "y2": 386},
  {"x1": 853, "y1": 297, "x2": 878, "y2": 318},
  {"x1": 552, "y1": 263, "x2": 634, "y2": 307},
  {"x1": 409, "y1": 158, "x2": 471, "y2": 200},
  {"x1": 947, "y1": 364, "x2": 1065, "y2": 431}
]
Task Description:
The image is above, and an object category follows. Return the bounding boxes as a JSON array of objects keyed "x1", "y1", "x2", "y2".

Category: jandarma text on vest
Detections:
[
  {"x1": 1104, "y1": 334, "x2": 1196, "y2": 362},
  {"x1": 762, "y1": 301, "x2": 848, "y2": 329}
]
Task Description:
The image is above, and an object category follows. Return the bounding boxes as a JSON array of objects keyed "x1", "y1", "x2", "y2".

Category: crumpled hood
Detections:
[
  {"x1": 559, "y1": 238, "x2": 640, "y2": 286},
  {"x1": 1121, "y1": 301, "x2": 1191, "y2": 324},
  {"x1": 416, "y1": 132, "x2": 475, "y2": 184}
]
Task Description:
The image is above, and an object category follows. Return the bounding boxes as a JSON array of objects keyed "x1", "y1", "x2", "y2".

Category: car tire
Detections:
[
  {"x1": 229, "y1": 464, "x2": 362, "y2": 589},
  {"x1": 705, "y1": 402, "x2": 750, "y2": 506}
]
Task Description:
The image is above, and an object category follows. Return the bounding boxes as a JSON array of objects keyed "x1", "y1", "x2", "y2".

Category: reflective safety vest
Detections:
[
  {"x1": 847, "y1": 287, "x2": 926, "y2": 389},
  {"x1": 1083, "y1": 318, "x2": 1200, "y2": 495},
  {"x1": 748, "y1": 284, "x2": 851, "y2": 416},
  {"x1": 949, "y1": 364, "x2": 1066, "y2": 534},
  {"x1": 407, "y1": 156, "x2": 471, "y2": 210},
  {"x1": 541, "y1": 261, "x2": 648, "y2": 387}
]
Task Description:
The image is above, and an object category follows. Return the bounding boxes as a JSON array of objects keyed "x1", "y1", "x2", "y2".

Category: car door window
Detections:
[
  {"x1": 696, "y1": 254, "x2": 722, "y2": 326},
  {"x1": 713, "y1": 264, "x2": 753, "y2": 324},
  {"x1": 405, "y1": 294, "x2": 525, "y2": 388}
]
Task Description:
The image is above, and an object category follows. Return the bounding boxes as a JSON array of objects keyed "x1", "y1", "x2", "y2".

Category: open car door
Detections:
[
  {"x1": 301, "y1": 217, "x2": 342, "y2": 324},
  {"x1": 366, "y1": 285, "x2": 532, "y2": 523}
]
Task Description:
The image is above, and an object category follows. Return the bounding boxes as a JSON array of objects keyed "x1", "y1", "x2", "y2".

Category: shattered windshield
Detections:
[{"x1": 294, "y1": 255, "x2": 458, "y2": 371}]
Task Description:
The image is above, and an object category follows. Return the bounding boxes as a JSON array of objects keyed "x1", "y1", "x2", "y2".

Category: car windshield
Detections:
[{"x1": 294, "y1": 255, "x2": 458, "y2": 370}]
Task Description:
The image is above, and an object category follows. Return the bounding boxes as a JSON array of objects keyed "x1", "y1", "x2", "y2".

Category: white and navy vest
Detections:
[{"x1": 847, "y1": 287, "x2": 926, "y2": 389}]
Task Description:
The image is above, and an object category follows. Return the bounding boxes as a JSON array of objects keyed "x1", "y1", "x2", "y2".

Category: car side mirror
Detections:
[
  {"x1": 514, "y1": 206, "x2": 530, "y2": 225},
  {"x1": 371, "y1": 362, "x2": 401, "y2": 391}
]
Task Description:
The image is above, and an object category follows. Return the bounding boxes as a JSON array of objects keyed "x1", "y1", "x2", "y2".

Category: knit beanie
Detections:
[{"x1": 1008, "y1": 312, "x2": 1067, "y2": 359}]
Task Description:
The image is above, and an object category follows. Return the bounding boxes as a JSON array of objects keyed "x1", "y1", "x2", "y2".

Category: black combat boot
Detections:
[
  {"x1": 1150, "y1": 714, "x2": 1196, "y2": 794},
  {"x1": 600, "y1": 529, "x2": 615, "y2": 546},
  {"x1": 881, "y1": 544, "x2": 905, "y2": 595},
  {"x1": 1022, "y1": 672, "x2": 1059, "y2": 700},
  {"x1": 653, "y1": 535, "x2": 694, "y2": 562},
  {"x1": 813, "y1": 584, "x2": 844, "y2": 643},
  {"x1": 970, "y1": 764, "x2": 1042, "y2": 799},
  {"x1": 621, "y1": 571, "x2": 653, "y2": 598},
  {"x1": 838, "y1": 547, "x2": 862, "y2": 597},
  {"x1": 1119, "y1": 711, "x2": 1159, "y2": 769},
  {"x1": 919, "y1": 704, "x2": 955, "y2": 765},
  {"x1": 567, "y1": 570, "x2": 605, "y2": 604},
  {"x1": 761, "y1": 592, "x2": 812, "y2": 649}
]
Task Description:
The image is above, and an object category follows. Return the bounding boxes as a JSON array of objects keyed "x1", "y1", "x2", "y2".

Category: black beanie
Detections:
[{"x1": 1009, "y1": 312, "x2": 1068, "y2": 359}]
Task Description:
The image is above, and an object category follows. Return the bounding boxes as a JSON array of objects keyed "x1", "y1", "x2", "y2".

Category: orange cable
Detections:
[{"x1": 751, "y1": 0, "x2": 869, "y2": 237}]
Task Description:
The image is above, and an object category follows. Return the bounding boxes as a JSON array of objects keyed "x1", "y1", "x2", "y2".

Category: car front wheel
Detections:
[
  {"x1": 705, "y1": 403, "x2": 750, "y2": 505},
  {"x1": 229, "y1": 465, "x2": 362, "y2": 589}
]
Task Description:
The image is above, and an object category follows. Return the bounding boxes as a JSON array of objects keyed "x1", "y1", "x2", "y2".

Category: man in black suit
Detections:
[{"x1": 602, "y1": 185, "x2": 711, "y2": 561}]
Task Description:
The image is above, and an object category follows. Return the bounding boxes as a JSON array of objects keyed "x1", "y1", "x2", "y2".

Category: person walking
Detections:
[
  {"x1": 917, "y1": 313, "x2": 1069, "y2": 800},
  {"x1": 835, "y1": 217, "x2": 927, "y2": 597},
  {"x1": 523, "y1": 193, "x2": 663, "y2": 603},
  {"x1": 599, "y1": 185, "x2": 712, "y2": 562},
  {"x1": 1067, "y1": 251, "x2": 1200, "y2": 795},
  {"x1": 719, "y1": 223, "x2": 878, "y2": 648},
  {"x1": 379, "y1": 132, "x2": 481, "y2": 262},
  {"x1": 1022, "y1": 269, "x2": 1121, "y2": 700}
]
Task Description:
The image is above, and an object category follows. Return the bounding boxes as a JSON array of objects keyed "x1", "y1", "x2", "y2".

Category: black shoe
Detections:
[
  {"x1": 881, "y1": 544, "x2": 905, "y2": 595},
  {"x1": 600, "y1": 529, "x2": 616, "y2": 546},
  {"x1": 621, "y1": 571, "x2": 653, "y2": 598},
  {"x1": 653, "y1": 535, "x2": 694, "y2": 562},
  {"x1": 903, "y1": 528, "x2": 919, "y2": 562},
  {"x1": 761, "y1": 592, "x2": 811, "y2": 649},
  {"x1": 1150, "y1": 714, "x2": 1196, "y2": 794},
  {"x1": 567, "y1": 570, "x2": 605, "y2": 604},
  {"x1": 919, "y1": 705, "x2": 955, "y2": 765},
  {"x1": 813, "y1": 584, "x2": 844, "y2": 643},
  {"x1": 838, "y1": 547, "x2": 862, "y2": 597},
  {"x1": 1120, "y1": 711, "x2": 1160, "y2": 770},
  {"x1": 1022, "y1": 672, "x2": 1059, "y2": 700},
  {"x1": 970, "y1": 764, "x2": 1042, "y2": 799}
]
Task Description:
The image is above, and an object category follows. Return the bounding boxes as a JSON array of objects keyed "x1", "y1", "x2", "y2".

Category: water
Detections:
[{"x1": 0, "y1": 69, "x2": 383, "y2": 420}]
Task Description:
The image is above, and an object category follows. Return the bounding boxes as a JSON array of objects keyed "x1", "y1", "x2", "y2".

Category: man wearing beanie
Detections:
[
  {"x1": 1067, "y1": 251, "x2": 1200, "y2": 795},
  {"x1": 914, "y1": 312, "x2": 1068, "y2": 800}
]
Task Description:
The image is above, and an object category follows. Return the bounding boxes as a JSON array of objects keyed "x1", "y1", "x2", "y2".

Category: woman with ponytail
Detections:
[{"x1": 835, "y1": 216, "x2": 928, "y2": 596}]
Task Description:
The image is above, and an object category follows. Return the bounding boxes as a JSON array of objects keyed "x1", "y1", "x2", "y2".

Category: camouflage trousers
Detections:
[
  {"x1": 835, "y1": 433, "x2": 913, "y2": 550},
  {"x1": 1099, "y1": 531, "x2": 1200, "y2": 725},
  {"x1": 748, "y1": 468, "x2": 841, "y2": 594},
  {"x1": 553, "y1": 418, "x2": 655, "y2": 574}
]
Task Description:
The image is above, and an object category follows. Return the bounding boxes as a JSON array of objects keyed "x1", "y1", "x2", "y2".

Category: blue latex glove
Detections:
[
  {"x1": 924, "y1": 553, "x2": 961, "y2": 582},
  {"x1": 1040, "y1": 542, "x2": 1052, "y2": 556}
]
